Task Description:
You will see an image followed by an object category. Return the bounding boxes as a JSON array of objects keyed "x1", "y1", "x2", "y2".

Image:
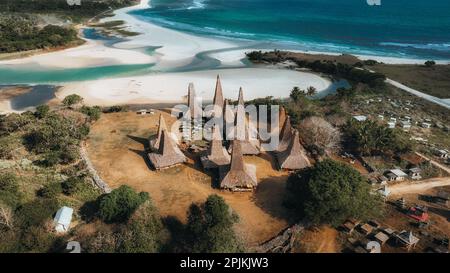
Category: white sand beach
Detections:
[{"x1": 57, "y1": 67, "x2": 331, "y2": 106}]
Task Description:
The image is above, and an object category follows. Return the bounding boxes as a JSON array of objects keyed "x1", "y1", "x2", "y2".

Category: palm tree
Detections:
[{"x1": 306, "y1": 86, "x2": 317, "y2": 96}]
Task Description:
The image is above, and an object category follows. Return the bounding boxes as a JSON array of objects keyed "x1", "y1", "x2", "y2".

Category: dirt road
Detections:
[{"x1": 389, "y1": 177, "x2": 450, "y2": 196}]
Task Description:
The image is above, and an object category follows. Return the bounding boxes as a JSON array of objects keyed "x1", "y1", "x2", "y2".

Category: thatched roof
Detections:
[
  {"x1": 232, "y1": 88, "x2": 260, "y2": 155},
  {"x1": 148, "y1": 129, "x2": 186, "y2": 170},
  {"x1": 220, "y1": 140, "x2": 257, "y2": 191},
  {"x1": 149, "y1": 114, "x2": 168, "y2": 151},
  {"x1": 224, "y1": 99, "x2": 235, "y2": 140},
  {"x1": 187, "y1": 82, "x2": 202, "y2": 119},
  {"x1": 279, "y1": 106, "x2": 287, "y2": 131},
  {"x1": 200, "y1": 124, "x2": 231, "y2": 169},
  {"x1": 278, "y1": 115, "x2": 294, "y2": 152},
  {"x1": 210, "y1": 74, "x2": 224, "y2": 118},
  {"x1": 277, "y1": 130, "x2": 311, "y2": 170}
]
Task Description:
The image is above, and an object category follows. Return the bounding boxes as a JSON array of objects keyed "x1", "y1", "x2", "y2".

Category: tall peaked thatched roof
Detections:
[
  {"x1": 200, "y1": 124, "x2": 231, "y2": 169},
  {"x1": 279, "y1": 106, "x2": 287, "y2": 131},
  {"x1": 278, "y1": 115, "x2": 294, "y2": 151},
  {"x1": 188, "y1": 82, "x2": 201, "y2": 119},
  {"x1": 148, "y1": 129, "x2": 186, "y2": 170},
  {"x1": 212, "y1": 75, "x2": 224, "y2": 117},
  {"x1": 224, "y1": 99, "x2": 235, "y2": 140},
  {"x1": 220, "y1": 140, "x2": 257, "y2": 191},
  {"x1": 149, "y1": 114, "x2": 168, "y2": 151},
  {"x1": 277, "y1": 130, "x2": 311, "y2": 170},
  {"x1": 231, "y1": 88, "x2": 260, "y2": 155}
]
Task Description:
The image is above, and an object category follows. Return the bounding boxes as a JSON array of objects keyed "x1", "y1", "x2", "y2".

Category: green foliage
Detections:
[
  {"x1": 285, "y1": 159, "x2": 383, "y2": 226},
  {"x1": 98, "y1": 185, "x2": 149, "y2": 223},
  {"x1": 290, "y1": 86, "x2": 306, "y2": 103},
  {"x1": 37, "y1": 182, "x2": 62, "y2": 199},
  {"x1": 0, "y1": 173, "x2": 22, "y2": 208},
  {"x1": 80, "y1": 106, "x2": 102, "y2": 121},
  {"x1": 184, "y1": 195, "x2": 242, "y2": 253},
  {"x1": 343, "y1": 119, "x2": 412, "y2": 156},
  {"x1": 245, "y1": 50, "x2": 264, "y2": 62},
  {"x1": 116, "y1": 201, "x2": 164, "y2": 253},
  {"x1": 25, "y1": 113, "x2": 88, "y2": 160},
  {"x1": 102, "y1": 105, "x2": 127, "y2": 113},
  {"x1": 62, "y1": 176, "x2": 84, "y2": 195},
  {"x1": 16, "y1": 198, "x2": 59, "y2": 228},
  {"x1": 34, "y1": 105, "x2": 50, "y2": 119},
  {"x1": 62, "y1": 94, "x2": 83, "y2": 107},
  {"x1": 0, "y1": 112, "x2": 35, "y2": 135}
]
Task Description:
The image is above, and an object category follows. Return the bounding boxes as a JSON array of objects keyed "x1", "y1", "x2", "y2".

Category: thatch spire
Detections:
[
  {"x1": 232, "y1": 88, "x2": 260, "y2": 155},
  {"x1": 187, "y1": 82, "x2": 201, "y2": 119},
  {"x1": 150, "y1": 114, "x2": 168, "y2": 151},
  {"x1": 224, "y1": 99, "x2": 235, "y2": 140},
  {"x1": 278, "y1": 115, "x2": 294, "y2": 151},
  {"x1": 212, "y1": 75, "x2": 224, "y2": 118},
  {"x1": 148, "y1": 129, "x2": 186, "y2": 170},
  {"x1": 220, "y1": 140, "x2": 257, "y2": 191},
  {"x1": 279, "y1": 106, "x2": 287, "y2": 131},
  {"x1": 200, "y1": 124, "x2": 231, "y2": 169},
  {"x1": 276, "y1": 130, "x2": 311, "y2": 170}
]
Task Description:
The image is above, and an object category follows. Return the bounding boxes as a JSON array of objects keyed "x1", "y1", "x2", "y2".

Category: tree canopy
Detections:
[
  {"x1": 285, "y1": 159, "x2": 383, "y2": 227},
  {"x1": 98, "y1": 185, "x2": 149, "y2": 223},
  {"x1": 184, "y1": 195, "x2": 242, "y2": 253}
]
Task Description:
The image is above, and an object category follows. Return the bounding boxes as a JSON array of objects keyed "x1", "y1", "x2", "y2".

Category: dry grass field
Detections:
[{"x1": 85, "y1": 110, "x2": 293, "y2": 246}]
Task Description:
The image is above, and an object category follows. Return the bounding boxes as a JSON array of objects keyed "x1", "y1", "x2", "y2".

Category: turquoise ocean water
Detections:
[{"x1": 133, "y1": 0, "x2": 450, "y2": 60}]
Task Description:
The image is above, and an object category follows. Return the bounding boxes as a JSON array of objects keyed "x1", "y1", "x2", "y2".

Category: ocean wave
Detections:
[
  {"x1": 379, "y1": 42, "x2": 450, "y2": 51},
  {"x1": 187, "y1": 0, "x2": 206, "y2": 10}
]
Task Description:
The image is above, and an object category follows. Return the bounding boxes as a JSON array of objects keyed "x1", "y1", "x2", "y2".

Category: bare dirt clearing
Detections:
[{"x1": 85, "y1": 111, "x2": 291, "y2": 246}]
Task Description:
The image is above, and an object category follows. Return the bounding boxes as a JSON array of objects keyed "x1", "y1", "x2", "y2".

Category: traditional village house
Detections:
[
  {"x1": 224, "y1": 99, "x2": 236, "y2": 140},
  {"x1": 220, "y1": 140, "x2": 257, "y2": 191},
  {"x1": 231, "y1": 87, "x2": 260, "y2": 155},
  {"x1": 200, "y1": 124, "x2": 231, "y2": 169},
  {"x1": 148, "y1": 129, "x2": 187, "y2": 170},
  {"x1": 150, "y1": 114, "x2": 167, "y2": 151},
  {"x1": 276, "y1": 130, "x2": 311, "y2": 170},
  {"x1": 278, "y1": 115, "x2": 294, "y2": 152},
  {"x1": 386, "y1": 169, "x2": 408, "y2": 182},
  {"x1": 53, "y1": 206, "x2": 73, "y2": 233},
  {"x1": 374, "y1": 231, "x2": 390, "y2": 245},
  {"x1": 407, "y1": 167, "x2": 422, "y2": 180},
  {"x1": 396, "y1": 231, "x2": 420, "y2": 251}
]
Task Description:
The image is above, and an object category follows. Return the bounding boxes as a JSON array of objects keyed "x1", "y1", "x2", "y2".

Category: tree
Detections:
[
  {"x1": 306, "y1": 86, "x2": 317, "y2": 97},
  {"x1": 62, "y1": 94, "x2": 83, "y2": 107},
  {"x1": 343, "y1": 119, "x2": 412, "y2": 156},
  {"x1": 290, "y1": 87, "x2": 305, "y2": 103},
  {"x1": 116, "y1": 201, "x2": 163, "y2": 253},
  {"x1": 285, "y1": 159, "x2": 382, "y2": 227},
  {"x1": 299, "y1": 116, "x2": 340, "y2": 157},
  {"x1": 424, "y1": 60, "x2": 436, "y2": 67},
  {"x1": 35, "y1": 105, "x2": 50, "y2": 119},
  {"x1": 98, "y1": 185, "x2": 149, "y2": 223},
  {"x1": 80, "y1": 106, "x2": 102, "y2": 121},
  {"x1": 184, "y1": 195, "x2": 242, "y2": 253}
]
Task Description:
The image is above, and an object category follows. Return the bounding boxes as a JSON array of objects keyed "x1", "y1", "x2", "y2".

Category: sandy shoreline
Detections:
[{"x1": 57, "y1": 67, "x2": 331, "y2": 106}]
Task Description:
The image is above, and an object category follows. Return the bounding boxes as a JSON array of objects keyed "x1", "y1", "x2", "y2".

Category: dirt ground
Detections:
[
  {"x1": 294, "y1": 226, "x2": 340, "y2": 253},
  {"x1": 85, "y1": 110, "x2": 291, "y2": 246}
]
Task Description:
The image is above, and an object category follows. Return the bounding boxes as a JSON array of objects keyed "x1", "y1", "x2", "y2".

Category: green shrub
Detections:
[
  {"x1": 62, "y1": 94, "x2": 83, "y2": 107},
  {"x1": 37, "y1": 183, "x2": 62, "y2": 198},
  {"x1": 98, "y1": 185, "x2": 149, "y2": 223},
  {"x1": 35, "y1": 105, "x2": 50, "y2": 119},
  {"x1": 80, "y1": 106, "x2": 102, "y2": 121}
]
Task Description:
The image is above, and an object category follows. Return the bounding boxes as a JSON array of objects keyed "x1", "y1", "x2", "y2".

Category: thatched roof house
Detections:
[
  {"x1": 220, "y1": 140, "x2": 257, "y2": 191},
  {"x1": 224, "y1": 99, "x2": 235, "y2": 140},
  {"x1": 276, "y1": 130, "x2": 311, "y2": 170},
  {"x1": 148, "y1": 129, "x2": 186, "y2": 170},
  {"x1": 201, "y1": 125, "x2": 231, "y2": 169},
  {"x1": 278, "y1": 115, "x2": 294, "y2": 152},
  {"x1": 231, "y1": 87, "x2": 260, "y2": 155},
  {"x1": 149, "y1": 114, "x2": 178, "y2": 152}
]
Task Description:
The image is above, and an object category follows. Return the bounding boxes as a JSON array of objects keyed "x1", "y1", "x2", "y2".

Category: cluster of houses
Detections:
[
  {"x1": 342, "y1": 218, "x2": 421, "y2": 252},
  {"x1": 145, "y1": 76, "x2": 311, "y2": 191}
]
